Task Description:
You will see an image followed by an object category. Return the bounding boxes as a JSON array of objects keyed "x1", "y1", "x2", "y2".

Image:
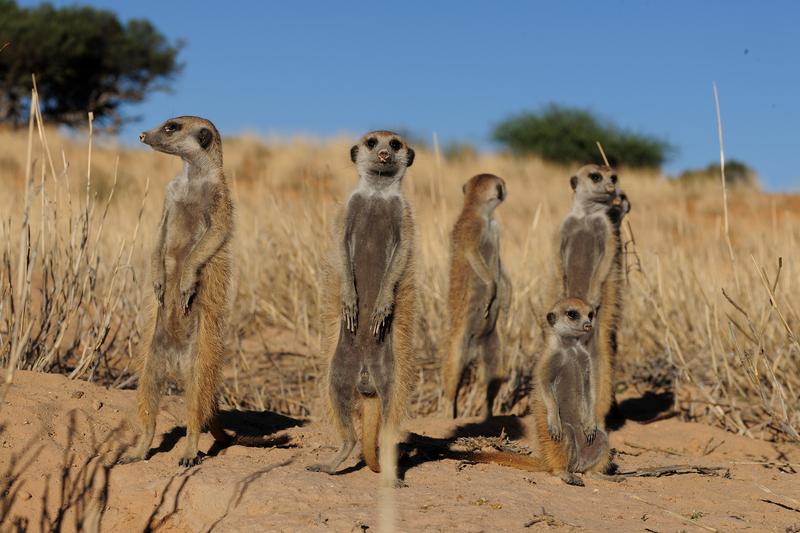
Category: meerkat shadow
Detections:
[
  {"x1": 206, "y1": 409, "x2": 304, "y2": 456},
  {"x1": 605, "y1": 391, "x2": 676, "y2": 431},
  {"x1": 397, "y1": 415, "x2": 527, "y2": 479},
  {"x1": 149, "y1": 426, "x2": 187, "y2": 457},
  {"x1": 147, "y1": 410, "x2": 304, "y2": 460}
]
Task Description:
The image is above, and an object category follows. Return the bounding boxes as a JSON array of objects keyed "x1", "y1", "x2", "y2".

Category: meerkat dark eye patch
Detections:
[
  {"x1": 366, "y1": 137, "x2": 378, "y2": 149},
  {"x1": 405, "y1": 147, "x2": 415, "y2": 167},
  {"x1": 546, "y1": 312, "x2": 556, "y2": 326},
  {"x1": 570, "y1": 176, "x2": 578, "y2": 190},
  {"x1": 196, "y1": 127, "x2": 213, "y2": 149},
  {"x1": 588, "y1": 311, "x2": 594, "y2": 320},
  {"x1": 610, "y1": 174, "x2": 618, "y2": 184},
  {"x1": 163, "y1": 122, "x2": 181, "y2": 134},
  {"x1": 389, "y1": 139, "x2": 402, "y2": 151},
  {"x1": 350, "y1": 144, "x2": 359, "y2": 163},
  {"x1": 590, "y1": 172, "x2": 602, "y2": 183},
  {"x1": 566, "y1": 310, "x2": 579, "y2": 321}
]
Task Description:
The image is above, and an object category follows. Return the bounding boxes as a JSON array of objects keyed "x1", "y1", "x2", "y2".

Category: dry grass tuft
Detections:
[{"x1": 0, "y1": 88, "x2": 798, "y2": 442}]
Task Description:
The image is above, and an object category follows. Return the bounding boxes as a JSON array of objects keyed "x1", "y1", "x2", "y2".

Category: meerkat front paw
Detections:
[
  {"x1": 582, "y1": 421, "x2": 597, "y2": 443},
  {"x1": 484, "y1": 281, "x2": 498, "y2": 318},
  {"x1": 153, "y1": 278, "x2": 165, "y2": 307},
  {"x1": 370, "y1": 292, "x2": 394, "y2": 336},
  {"x1": 342, "y1": 283, "x2": 358, "y2": 333},
  {"x1": 179, "y1": 274, "x2": 197, "y2": 313},
  {"x1": 547, "y1": 413, "x2": 563, "y2": 442}
]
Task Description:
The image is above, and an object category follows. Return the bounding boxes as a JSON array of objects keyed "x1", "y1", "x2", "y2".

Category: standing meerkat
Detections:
[
  {"x1": 442, "y1": 173, "x2": 511, "y2": 419},
  {"x1": 119, "y1": 116, "x2": 234, "y2": 467},
  {"x1": 307, "y1": 130, "x2": 417, "y2": 487},
  {"x1": 433, "y1": 299, "x2": 610, "y2": 485},
  {"x1": 557, "y1": 164, "x2": 627, "y2": 427}
]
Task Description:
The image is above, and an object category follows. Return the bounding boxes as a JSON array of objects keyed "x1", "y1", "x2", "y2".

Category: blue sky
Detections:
[{"x1": 21, "y1": 1, "x2": 800, "y2": 191}]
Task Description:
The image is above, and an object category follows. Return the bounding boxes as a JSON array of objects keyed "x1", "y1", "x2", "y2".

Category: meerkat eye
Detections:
[
  {"x1": 590, "y1": 172, "x2": 602, "y2": 183},
  {"x1": 610, "y1": 174, "x2": 618, "y2": 184},
  {"x1": 567, "y1": 310, "x2": 579, "y2": 321},
  {"x1": 389, "y1": 139, "x2": 402, "y2": 151},
  {"x1": 588, "y1": 311, "x2": 594, "y2": 320},
  {"x1": 366, "y1": 138, "x2": 378, "y2": 149},
  {"x1": 163, "y1": 123, "x2": 176, "y2": 134}
]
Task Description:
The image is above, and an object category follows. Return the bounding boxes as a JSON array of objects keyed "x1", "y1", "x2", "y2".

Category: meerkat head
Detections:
[
  {"x1": 139, "y1": 116, "x2": 222, "y2": 164},
  {"x1": 546, "y1": 297, "x2": 596, "y2": 340},
  {"x1": 462, "y1": 173, "x2": 507, "y2": 214},
  {"x1": 350, "y1": 131, "x2": 415, "y2": 181},
  {"x1": 569, "y1": 164, "x2": 619, "y2": 206}
]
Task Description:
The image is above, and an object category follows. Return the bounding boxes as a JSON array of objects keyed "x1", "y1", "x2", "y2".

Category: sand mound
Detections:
[{"x1": 1, "y1": 371, "x2": 798, "y2": 531}]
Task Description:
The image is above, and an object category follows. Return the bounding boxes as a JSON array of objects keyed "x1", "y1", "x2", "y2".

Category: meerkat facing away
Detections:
[
  {"x1": 557, "y1": 164, "x2": 625, "y2": 427},
  {"x1": 307, "y1": 131, "x2": 417, "y2": 487},
  {"x1": 119, "y1": 116, "x2": 234, "y2": 467},
  {"x1": 436, "y1": 299, "x2": 611, "y2": 485},
  {"x1": 442, "y1": 174, "x2": 511, "y2": 419}
]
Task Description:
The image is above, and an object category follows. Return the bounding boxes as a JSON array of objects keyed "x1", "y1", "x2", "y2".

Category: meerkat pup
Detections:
[
  {"x1": 441, "y1": 299, "x2": 610, "y2": 485},
  {"x1": 442, "y1": 174, "x2": 511, "y2": 419},
  {"x1": 119, "y1": 116, "x2": 234, "y2": 467},
  {"x1": 557, "y1": 164, "x2": 628, "y2": 427},
  {"x1": 307, "y1": 131, "x2": 417, "y2": 487}
]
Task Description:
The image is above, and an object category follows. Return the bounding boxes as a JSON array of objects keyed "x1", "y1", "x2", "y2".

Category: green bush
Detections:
[
  {"x1": 677, "y1": 159, "x2": 759, "y2": 188},
  {"x1": 492, "y1": 104, "x2": 673, "y2": 168},
  {"x1": 0, "y1": 0, "x2": 181, "y2": 130}
]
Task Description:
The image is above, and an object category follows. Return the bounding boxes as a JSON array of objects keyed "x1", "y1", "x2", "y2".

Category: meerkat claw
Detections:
[{"x1": 153, "y1": 281, "x2": 165, "y2": 306}]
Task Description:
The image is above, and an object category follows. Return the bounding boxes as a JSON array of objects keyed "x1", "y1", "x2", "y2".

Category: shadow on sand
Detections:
[
  {"x1": 398, "y1": 415, "x2": 528, "y2": 480},
  {"x1": 146, "y1": 409, "x2": 305, "y2": 460},
  {"x1": 605, "y1": 390, "x2": 676, "y2": 431}
]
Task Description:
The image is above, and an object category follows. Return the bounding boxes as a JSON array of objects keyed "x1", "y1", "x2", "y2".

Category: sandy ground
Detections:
[{"x1": 1, "y1": 371, "x2": 799, "y2": 532}]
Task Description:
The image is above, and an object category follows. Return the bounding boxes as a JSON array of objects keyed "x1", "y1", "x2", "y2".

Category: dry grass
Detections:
[{"x1": 0, "y1": 92, "x2": 798, "y2": 442}]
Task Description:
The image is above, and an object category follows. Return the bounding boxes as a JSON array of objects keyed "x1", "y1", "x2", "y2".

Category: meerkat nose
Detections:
[
  {"x1": 139, "y1": 132, "x2": 147, "y2": 143},
  {"x1": 378, "y1": 149, "x2": 390, "y2": 161},
  {"x1": 605, "y1": 184, "x2": 616, "y2": 193},
  {"x1": 583, "y1": 322, "x2": 593, "y2": 331}
]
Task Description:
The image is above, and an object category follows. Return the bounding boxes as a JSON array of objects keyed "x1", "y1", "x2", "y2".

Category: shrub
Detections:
[{"x1": 492, "y1": 104, "x2": 673, "y2": 168}]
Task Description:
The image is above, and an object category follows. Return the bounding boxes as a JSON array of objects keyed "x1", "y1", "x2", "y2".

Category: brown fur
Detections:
[
  {"x1": 555, "y1": 164, "x2": 625, "y2": 428},
  {"x1": 442, "y1": 173, "x2": 510, "y2": 418},
  {"x1": 448, "y1": 299, "x2": 610, "y2": 486},
  {"x1": 120, "y1": 116, "x2": 234, "y2": 467},
  {"x1": 309, "y1": 131, "x2": 417, "y2": 486}
]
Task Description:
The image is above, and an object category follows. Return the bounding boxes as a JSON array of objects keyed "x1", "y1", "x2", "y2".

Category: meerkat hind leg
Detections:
[
  {"x1": 442, "y1": 328, "x2": 470, "y2": 419},
  {"x1": 480, "y1": 330, "x2": 502, "y2": 419},
  {"x1": 307, "y1": 368, "x2": 358, "y2": 474},
  {"x1": 118, "y1": 351, "x2": 162, "y2": 464}
]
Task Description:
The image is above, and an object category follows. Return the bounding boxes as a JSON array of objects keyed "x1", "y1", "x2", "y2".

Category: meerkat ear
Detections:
[
  {"x1": 570, "y1": 175, "x2": 578, "y2": 190},
  {"x1": 546, "y1": 312, "x2": 556, "y2": 326},
  {"x1": 350, "y1": 145, "x2": 359, "y2": 163},
  {"x1": 406, "y1": 147, "x2": 415, "y2": 167},
  {"x1": 462, "y1": 183, "x2": 468, "y2": 195},
  {"x1": 196, "y1": 128, "x2": 213, "y2": 150}
]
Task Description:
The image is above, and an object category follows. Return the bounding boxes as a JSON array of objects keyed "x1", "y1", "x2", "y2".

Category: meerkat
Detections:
[
  {"x1": 307, "y1": 131, "x2": 417, "y2": 487},
  {"x1": 556, "y1": 164, "x2": 626, "y2": 427},
  {"x1": 119, "y1": 116, "x2": 234, "y2": 467},
  {"x1": 433, "y1": 299, "x2": 610, "y2": 485},
  {"x1": 442, "y1": 173, "x2": 511, "y2": 419}
]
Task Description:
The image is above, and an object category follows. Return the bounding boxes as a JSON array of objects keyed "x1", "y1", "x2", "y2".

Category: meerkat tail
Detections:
[
  {"x1": 361, "y1": 396, "x2": 382, "y2": 473},
  {"x1": 461, "y1": 450, "x2": 550, "y2": 472},
  {"x1": 208, "y1": 414, "x2": 234, "y2": 446}
]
